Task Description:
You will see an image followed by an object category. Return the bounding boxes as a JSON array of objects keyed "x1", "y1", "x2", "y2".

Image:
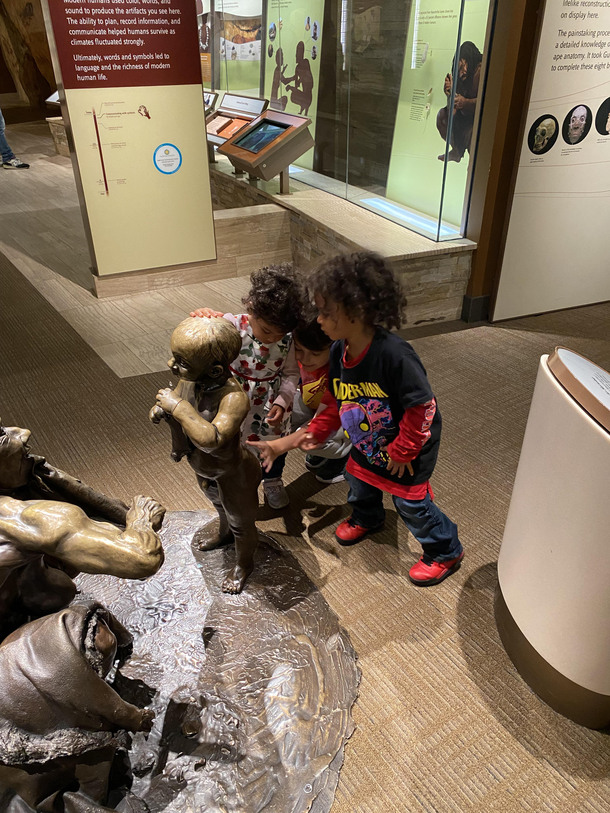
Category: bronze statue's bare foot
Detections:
[
  {"x1": 127, "y1": 495, "x2": 166, "y2": 531},
  {"x1": 193, "y1": 528, "x2": 234, "y2": 552},
  {"x1": 221, "y1": 565, "x2": 252, "y2": 594}
]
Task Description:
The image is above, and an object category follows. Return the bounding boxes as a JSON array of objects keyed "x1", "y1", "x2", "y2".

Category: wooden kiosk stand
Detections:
[
  {"x1": 217, "y1": 110, "x2": 313, "y2": 194},
  {"x1": 206, "y1": 94, "x2": 268, "y2": 163}
]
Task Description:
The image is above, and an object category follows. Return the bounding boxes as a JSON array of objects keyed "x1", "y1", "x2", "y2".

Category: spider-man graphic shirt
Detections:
[{"x1": 311, "y1": 329, "x2": 442, "y2": 489}]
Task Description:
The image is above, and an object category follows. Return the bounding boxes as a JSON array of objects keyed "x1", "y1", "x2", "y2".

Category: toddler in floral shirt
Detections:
[{"x1": 190, "y1": 265, "x2": 302, "y2": 509}]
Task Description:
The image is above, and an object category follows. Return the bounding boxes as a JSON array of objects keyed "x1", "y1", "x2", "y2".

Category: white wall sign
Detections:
[{"x1": 493, "y1": 0, "x2": 610, "y2": 320}]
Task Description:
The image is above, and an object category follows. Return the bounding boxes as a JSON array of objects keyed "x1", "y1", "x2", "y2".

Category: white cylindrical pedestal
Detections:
[{"x1": 495, "y1": 348, "x2": 610, "y2": 728}]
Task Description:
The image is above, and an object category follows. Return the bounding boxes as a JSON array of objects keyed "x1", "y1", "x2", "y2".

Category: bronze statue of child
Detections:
[{"x1": 150, "y1": 317, "x2": 261, "y2": 594}]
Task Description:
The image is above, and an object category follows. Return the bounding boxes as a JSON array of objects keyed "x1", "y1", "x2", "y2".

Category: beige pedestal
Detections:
[{"x1": 496, "y1": 351, "x2": 610, "y2": 728}]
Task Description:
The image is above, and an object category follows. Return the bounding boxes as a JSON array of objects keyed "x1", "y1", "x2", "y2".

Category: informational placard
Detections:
[
  {"x1": 216, "y1": 0, "x2": 262, "y2": 95},
  {"x1": 494, "y1": 0, "x2": 610, "y2": 319},
  {"x1": 386, "y1": 0, "x2": 490, "y2": 229},
  {"x1": 263, "y1": 0, "x2": 323, "y2": 168},
  {"x1": 44, "y1": 0, "x2": 216, "y2": 276}
]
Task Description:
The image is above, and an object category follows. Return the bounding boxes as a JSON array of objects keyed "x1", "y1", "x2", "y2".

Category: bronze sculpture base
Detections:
[{"x1": 73, "y1": 510, "x2": 360, "y2": 813}]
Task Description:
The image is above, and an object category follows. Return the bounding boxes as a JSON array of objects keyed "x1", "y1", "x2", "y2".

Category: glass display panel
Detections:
[
  {"x1": 233, "y1": 120, "x2": 289, "y2": 152},
  {"x1": 200, "y1": 0, "x2": 493, "y2": 240}
]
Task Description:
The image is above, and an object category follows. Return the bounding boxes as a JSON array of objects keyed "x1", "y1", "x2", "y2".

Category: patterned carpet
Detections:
[{"x1": 2, "y1": 251, "x2": 610, "y2": 812}]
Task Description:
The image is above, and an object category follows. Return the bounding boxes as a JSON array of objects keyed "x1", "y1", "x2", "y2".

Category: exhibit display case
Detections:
[
  {"x1": 198, "y1": 0, "x2": 494, "y2": 240},
  {"x1": 206, "y1": 93, "x2": 268, "y2": 147},
  {"x1": 218, "y1": 110, "x2": 313, "y2": 186}
]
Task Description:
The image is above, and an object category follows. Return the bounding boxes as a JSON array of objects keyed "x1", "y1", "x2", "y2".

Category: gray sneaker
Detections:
[
  {"x1": 3, "y1": 158, "x2": 30, "y2": 169},
  {"x1": 263, "y1": 477, "x2": 289, "y2": 509}
]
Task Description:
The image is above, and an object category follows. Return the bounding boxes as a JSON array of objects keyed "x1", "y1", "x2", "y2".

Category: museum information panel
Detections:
[
  {"x1": 494, "y1": 0, "x2": 610, "y2": 318},
  {"x1": 45, "y1": 0, "x2": 216, "y2": 276}
]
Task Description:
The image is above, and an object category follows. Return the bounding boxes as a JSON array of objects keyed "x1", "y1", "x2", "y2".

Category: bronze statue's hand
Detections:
[
  {"x1": 138, "y1": 708, "x2": 155, "y2": 733},
  {"x1": 149, "y1": 405, "x2": 166, "y2": 424},
  {"x1": 127, "y1": 495, "x2": 166, "y2": 531},
  {"x1": 453, "y1": 94, "x2": 466, "y2": 111},
  {"x1": 246, "y1": 439, "x2": 277, "y2": 471},
  {"x1": 189, "y1": 307, "x2": 224, "y2": 318},
  {"x1": 386, "y1": 456, "x2": 414, "y2": 478},
  {"x1": 266, "y1": 404, "x2": 285, "y2": 426},
  {"x1": 156, "y1": 387, "x2": 182, "y2": 414},
  {"x1": 444, "y1": 73, "x2": 452, "y2": 95}
]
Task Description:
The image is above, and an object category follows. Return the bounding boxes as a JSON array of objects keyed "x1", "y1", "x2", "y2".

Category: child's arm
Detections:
[
  {"x1": 386, "y1": 399, "x2": 436, "y2": 477},
  {"x1": 295, "y1": 393, "x2": 342, "y2": 450},
  {"x1": 268, "y1": 342, "x2": 299, "y2": 426},
  {"x1": 246, "y1": 425, "x2": 310, "y2": 471}
]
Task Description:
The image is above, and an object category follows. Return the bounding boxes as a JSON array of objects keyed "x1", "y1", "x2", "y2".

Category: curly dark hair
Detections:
[
  {"x1": 243, "y1": 264, "x2": 303, "y2": 333},
  {"x1": 310, "y1": 253, "x2": 406, "y2": 330},
  {"x1": 293, "y1": 314, "x2": 331, "y2": 352}
]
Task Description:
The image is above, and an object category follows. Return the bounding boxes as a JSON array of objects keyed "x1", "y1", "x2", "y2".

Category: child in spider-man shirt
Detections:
[{"x1": 295, "y1": 252, "x2": 464, "y2": 586}]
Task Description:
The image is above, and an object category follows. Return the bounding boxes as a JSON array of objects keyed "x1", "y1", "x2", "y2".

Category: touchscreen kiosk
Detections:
[
  {"x1": 206, "y1": 94, "x2": 268, "y2": 148},
  {"x1": 217, "y1": 110, "x2": 314, "y2": 189},
  {"x1": 203, "y1": 91, "x2": 219, "y2": 119}
]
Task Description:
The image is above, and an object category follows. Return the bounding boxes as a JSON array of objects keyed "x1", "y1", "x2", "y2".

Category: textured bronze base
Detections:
[
  {"x1": 495, "y1": 584, "x2": 610, "y2": 729},
  {"x1": 75, "y1": 510, "x2": 360, "y2": 813}
]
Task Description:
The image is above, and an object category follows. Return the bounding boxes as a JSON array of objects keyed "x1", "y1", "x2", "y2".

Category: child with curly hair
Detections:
[
  {"x1": 246, "y1": 315, "x2": 352, "y2": 484},
  {"x1": 190, "y1": 265, "x2": 302, "y2": 509},
  {"x1": 295, "y1": 252, "x2": 464, "y2": 586}
]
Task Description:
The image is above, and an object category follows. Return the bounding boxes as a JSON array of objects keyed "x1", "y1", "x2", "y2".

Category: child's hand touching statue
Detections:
[{"x1": 190, "y1": 307, "x2": 224, "y2": 319}]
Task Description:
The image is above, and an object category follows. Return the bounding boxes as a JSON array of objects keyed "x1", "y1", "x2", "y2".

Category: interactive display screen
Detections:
[{"x1": 233, "y1": 120, "x2": 289, "y2": 153}]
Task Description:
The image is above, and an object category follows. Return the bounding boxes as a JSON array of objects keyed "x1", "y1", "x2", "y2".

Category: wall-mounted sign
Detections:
[
  {"x1": 494, "y1": 0, "x2": 610, "y2": 319},
  {"x1": 43, "y1": 0, "x2": 216, "y2": 277}
]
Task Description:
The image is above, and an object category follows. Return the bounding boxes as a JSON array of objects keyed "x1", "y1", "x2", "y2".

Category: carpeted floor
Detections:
[{"x1": 2, "y1": 250, "x2": 610, "y2": 812}]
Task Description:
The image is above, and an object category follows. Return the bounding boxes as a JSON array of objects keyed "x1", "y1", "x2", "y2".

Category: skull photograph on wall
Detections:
[{"x1": 527, "y1": 113, "x2": 559, "y2": 155}]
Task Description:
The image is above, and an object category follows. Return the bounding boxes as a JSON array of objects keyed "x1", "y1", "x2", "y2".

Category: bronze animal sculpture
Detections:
[
  {"x1": 150, "y1": 317, "x2": 261, "y2": 594},
  {"x1": 0, "y1": 602, "x2": 154, "y2": 813}
]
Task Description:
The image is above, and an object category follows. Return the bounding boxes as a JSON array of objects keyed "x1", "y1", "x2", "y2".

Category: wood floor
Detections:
[{"x1": 0, "y1": 121, "x2": 247, "y2": 377}]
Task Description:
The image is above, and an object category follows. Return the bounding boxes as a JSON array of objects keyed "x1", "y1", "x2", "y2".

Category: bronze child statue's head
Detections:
[{"x1": 168, "y1": 317, "x2": 242, "y2": 387}]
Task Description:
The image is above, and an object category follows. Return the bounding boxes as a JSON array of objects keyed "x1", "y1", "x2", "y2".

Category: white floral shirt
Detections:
[{"x1": 223, "y1": 313, "x2": 299, "y2": 443}]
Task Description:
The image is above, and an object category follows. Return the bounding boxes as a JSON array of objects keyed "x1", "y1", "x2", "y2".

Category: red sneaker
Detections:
[
  {"x1": 408, "y1": 551, "x2": 464, "y2": 586},
  {"x1": 335, "y1": 518, "x2": 384, "y2": 546}
]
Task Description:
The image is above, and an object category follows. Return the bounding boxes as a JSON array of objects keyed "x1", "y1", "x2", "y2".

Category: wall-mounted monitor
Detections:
[{"x1": 218, "y1": 110, "x2": 314, "y2": 183}]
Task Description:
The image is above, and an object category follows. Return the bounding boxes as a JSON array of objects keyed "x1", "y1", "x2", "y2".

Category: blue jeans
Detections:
[
  {"x1": 0, "y1": 108, "x2": 15, "y2": 163},
  {"x1": 262, "y1": 452, "x2": 286, "y2": 480},
  {"x1": 345, "y1": 471, "x2": 463, "y2": 562}
]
